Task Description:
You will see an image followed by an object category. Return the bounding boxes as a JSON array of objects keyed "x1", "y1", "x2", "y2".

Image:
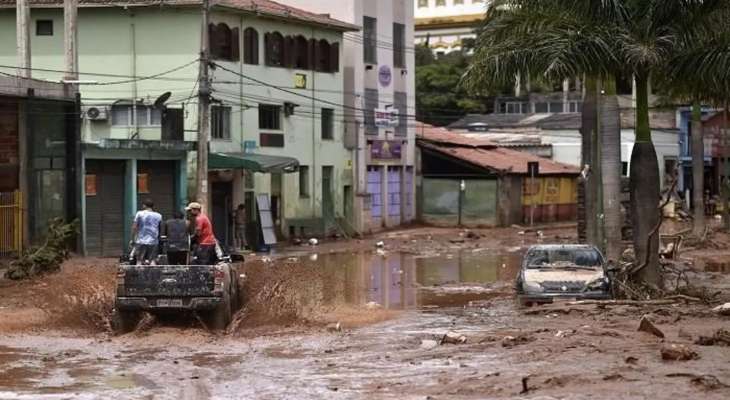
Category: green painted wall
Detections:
[{"x1": 421, "y1": 178, "x2": 497, "y2": 227}]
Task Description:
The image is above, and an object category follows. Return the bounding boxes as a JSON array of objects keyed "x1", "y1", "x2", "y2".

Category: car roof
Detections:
[{"x1": 526, "y1": 244, "x2": 600, "y2": 252}]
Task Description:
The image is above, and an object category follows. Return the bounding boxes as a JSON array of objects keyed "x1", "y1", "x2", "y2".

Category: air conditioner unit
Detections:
[{"x1": 83, "y1": 106, "x2": 109, "y2": 121}]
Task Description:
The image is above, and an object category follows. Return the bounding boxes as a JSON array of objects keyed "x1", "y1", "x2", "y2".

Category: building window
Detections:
[
  {"x1": 211, "y1": 105, "x2": 231, "y2": 139},
  {"x1": 321, "y1": 108, "x2": 334, "y2": 140},
  {"x1": 259, "y1": 104, "x2": 282, "y2": 130},
  {"x1": 549, "y1": 102, "x2": 564, "y2": 113},
  {"x1": 393, "y1": 23, "x2": 406, "y2": 68},
  {"x1": 455, "y1": 0, "x2": 464, "y2": 4},
  {"x1": 418, "y1": 0, "x2": 429, "y2": 7},
  {"x1": 436, "y1": 0, "x2": 446, "y2": 6},
  {"x1": 265, "y1": 31, "x2": 285, "y2": 67},
  {"x1": 260, "y1": 133, "x2": 284, "y2": 147},
  {"x1": 394, "y1": 92, "x2": 407, "y2": 136},
  {"x1": 299, "y1": 166, "x2": 309, "y2": 197},
  {"x1": 110, "y1": 104, "x2": 162, "y2": 127},
  {"x1": 209, "y1": 23, "x2": 239, "y2": 61},
  {"x1": 363, "y1": 16, "x2": 377, "y2": 64},
  {"x1": 317, "y1": 39, "x2": 331, "y2": 72},
  {"x1": 569, "y1": 101, "x2": 583, "y2": 113},
  {"x1": 364, "y1": 88, "x2": 379, "y2": 135},
  {"x1": 535, "y1": 102, "x2": 548, "y2": 113},
  {"x1": 293, "y1": 35, "x2": 309, "y2": 69},
  {"x1": 36, "y1": 20, "x2": 53, "y2": 36},
  {"x1": 243, "y1": 27, "x2": 259, "y2": 65}
]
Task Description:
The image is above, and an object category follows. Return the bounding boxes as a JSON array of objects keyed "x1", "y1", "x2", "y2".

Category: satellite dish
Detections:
[{"x1": 153, "y1": 91, "x2": 172, "y2": 109}]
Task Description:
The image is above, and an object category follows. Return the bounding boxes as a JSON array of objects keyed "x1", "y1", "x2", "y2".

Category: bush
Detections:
[{"x1": 5, "y1": 218, "x2": 79, "y2": 280}]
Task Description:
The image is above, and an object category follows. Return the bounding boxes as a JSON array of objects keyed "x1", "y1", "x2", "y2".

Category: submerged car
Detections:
[{"x1": 516, "y1": 244, "x2": 611, "y2": 306}]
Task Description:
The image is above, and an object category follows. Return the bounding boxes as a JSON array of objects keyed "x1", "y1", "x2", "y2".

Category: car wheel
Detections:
[
  {"x1": 205, "y1": 290, "x2": 231, "y2": 331},
  {"x1": 111, "y1": 308, "x2": 142, "y2": 334}
]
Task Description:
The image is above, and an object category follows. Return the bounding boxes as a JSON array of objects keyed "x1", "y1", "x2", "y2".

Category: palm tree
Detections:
[{"x1": 466, "y1": 0, "x2": 730, "y2": 287}]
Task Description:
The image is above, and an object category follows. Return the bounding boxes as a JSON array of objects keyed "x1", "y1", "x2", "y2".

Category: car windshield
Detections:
[{"x1": 525, "y1": 248, "x2": 602, "y2": 269}]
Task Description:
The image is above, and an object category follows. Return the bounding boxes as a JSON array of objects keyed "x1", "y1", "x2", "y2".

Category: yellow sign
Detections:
[
  {"x1": 294, "y1": 73, "x2": 307, "y2": 89},
  {"x1": 346, "y1": 159, "x2": 353, "y2": 169}
]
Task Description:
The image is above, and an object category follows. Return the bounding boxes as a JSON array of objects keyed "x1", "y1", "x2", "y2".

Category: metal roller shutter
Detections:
[
  {"x1": 85, "y1": 160, "x2": 125, "y2": 257},
  {"x1": 137, "y1": 160, "x2": 176, "y2": 220}
]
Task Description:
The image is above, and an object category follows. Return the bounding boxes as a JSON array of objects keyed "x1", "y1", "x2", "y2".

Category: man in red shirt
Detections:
[{"x1": 185, "y1": 202, "x2": 218, "y2": 265}]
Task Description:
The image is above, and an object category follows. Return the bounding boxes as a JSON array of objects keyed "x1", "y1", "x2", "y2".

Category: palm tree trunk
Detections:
[
  {"x1": 691, "y1": 103, "x2": 705, "y2": 236},
  {"x1": 600, "y1": 78, "x2": 622, "y2": 261},
  {"x1": 580, "y1": 77, "x2": 600, "y2": 246},
  {"x1": 630, "y1": 73, "x2": 662, "y2": 288},
  {"x1": 724, "y1": 106, "x2": 730, "y2": 232}
]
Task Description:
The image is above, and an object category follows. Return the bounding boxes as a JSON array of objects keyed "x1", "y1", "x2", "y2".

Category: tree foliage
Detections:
[
  {"x1": 416, "y1": 45, "x2": 488, "y2": 126},
  {"x1": 6, "y1": 218, "x2": 79, "y2": 280}
]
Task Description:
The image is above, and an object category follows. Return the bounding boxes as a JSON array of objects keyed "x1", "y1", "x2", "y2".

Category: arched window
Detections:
[
  {"x1": 317, "y1": 39, "x2": 330, "y2": 72},
  {"x1": 209, "y1": 23, "x2": 239, "y2": 61},
  {"x1": 265, "y1": 31, "x2": 285, "y2": 67},
  {"x1": 294, "y1": 35, "x2": 309, "y2": 70},
  {"x1": 243, "y1": 27, "x2": 259, "y2": 65}
]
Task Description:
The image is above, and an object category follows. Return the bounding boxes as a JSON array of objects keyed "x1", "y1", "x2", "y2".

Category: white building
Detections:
[
  {"x1": 414, "y1": 0, "x2": 488, "y2": 54},
  {"x1": 278, "y1": 0, "x2": 417, "y2": 234}
]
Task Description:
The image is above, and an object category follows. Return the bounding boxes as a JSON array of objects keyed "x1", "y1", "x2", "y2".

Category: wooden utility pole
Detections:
[
  {"x1": 196, "y1": 0, "x2": 211, "y2": 212},
  {"x1": 63, "y1": 0, "x2": 79, "y2": 80},
  {"x1": 16, "y1": 0, "x2": 30, "y2": 78}
]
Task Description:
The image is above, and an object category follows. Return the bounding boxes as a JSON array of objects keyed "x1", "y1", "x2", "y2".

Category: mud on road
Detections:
[{"x1": 1, "y1": 226, "x2": 729, "y2": 399}]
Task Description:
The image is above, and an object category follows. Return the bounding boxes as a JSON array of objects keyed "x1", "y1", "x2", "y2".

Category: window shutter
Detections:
[
  {"x1": 284, "y1": 36, "x2": 295, "y2": 68},
  {"x1": 330, "y1": 42, "x2": 339, "y2": 73},
  {"x1": 231, "y1": 28, "x2": 240, "y2": 61},
  {"x1": 308, "y1": 38, "x2": 316, "y2": 70},
  {"x1": 208, "y1": 23, "x2": 218, "y2": 59},
  {"x1": 264, "y1": 33, "x2": 271, "y2": 65}
]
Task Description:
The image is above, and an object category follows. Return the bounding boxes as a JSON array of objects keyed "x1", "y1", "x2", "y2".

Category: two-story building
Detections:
[
  {"x1": 279, "y1": 0, "x2": 418, "y2": 234},
  {"x1": 0, "y1": 0, "x2": 357, "y2": 255}
]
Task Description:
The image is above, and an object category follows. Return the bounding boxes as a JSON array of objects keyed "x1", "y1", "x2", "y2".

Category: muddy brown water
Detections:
[{"x1": 7, "y1": 248, "x2": 728, "y2": 399}]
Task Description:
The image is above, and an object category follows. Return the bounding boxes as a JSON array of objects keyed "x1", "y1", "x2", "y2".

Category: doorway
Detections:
[
  {"x1": 211, "y1": 182, "x2": 232, "y2": 249},
  {"x1": 322, "y1": 166, "x2": 334, "y2": 231}
]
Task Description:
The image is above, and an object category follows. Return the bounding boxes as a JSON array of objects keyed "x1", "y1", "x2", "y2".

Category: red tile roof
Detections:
[
  {"x1": 0, "y1": 0, "x2": 359, "y2": 31},
  {"x1": 416, "y1": 122, "x2": 579, "y2": 176}
]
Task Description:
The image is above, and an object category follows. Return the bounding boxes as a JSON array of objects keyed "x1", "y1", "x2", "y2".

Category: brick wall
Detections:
[{"x1": 0, "y1": 100, "x2": 19, "y2": 192}]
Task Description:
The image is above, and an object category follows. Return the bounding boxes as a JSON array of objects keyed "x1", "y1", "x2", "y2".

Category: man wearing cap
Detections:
[{"x1": 185, "y1": 202, "x2": 218, "y2": 265}]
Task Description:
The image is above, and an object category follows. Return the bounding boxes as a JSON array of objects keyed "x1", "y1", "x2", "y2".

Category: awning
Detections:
[{"x1": 208, "y1": 152, "x2": 299, "y2": 173}]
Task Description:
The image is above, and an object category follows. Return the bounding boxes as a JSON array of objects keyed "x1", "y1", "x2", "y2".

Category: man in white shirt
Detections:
[{"x1": 131, "y1": 199, "x2": 163, "y2": 265}]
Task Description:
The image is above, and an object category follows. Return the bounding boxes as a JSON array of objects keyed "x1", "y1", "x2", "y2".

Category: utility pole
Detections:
[
  {"x1": 196, "y1": 0, "x2": 211, "y2": 212},
  {"x1": 63, "y1": 0, "x2": 79, "y2": 80},
  {"x1": 16, "y1": 0, "x2": 30, "y2": 78}
]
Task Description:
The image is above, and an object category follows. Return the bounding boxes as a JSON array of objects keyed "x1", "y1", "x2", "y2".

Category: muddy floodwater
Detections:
[{"x1": 1, "y1": 247, "x2": 730, "y2": 400}]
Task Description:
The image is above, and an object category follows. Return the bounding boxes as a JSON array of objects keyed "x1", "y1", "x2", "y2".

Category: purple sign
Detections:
[
  {"x1": 378, "y1": 65, "x2": 392, "y2": 87},
  {"x1": 371, "y1": 140, "x2": 402, "y2": 160}
]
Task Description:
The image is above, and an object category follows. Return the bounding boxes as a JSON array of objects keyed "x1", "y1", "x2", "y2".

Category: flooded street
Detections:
[{"x1": 1, "y1": 230, "x2": 730, "y2": 399}]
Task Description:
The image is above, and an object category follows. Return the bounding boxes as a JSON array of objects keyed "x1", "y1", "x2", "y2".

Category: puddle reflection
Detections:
[{"x1": 312, "y1": 249, "x2": 523, "y2": 310}]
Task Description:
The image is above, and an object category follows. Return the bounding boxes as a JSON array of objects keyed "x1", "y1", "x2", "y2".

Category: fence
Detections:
[{"x1": 0, "y1": 191, "x2": 23, "y2": 257}]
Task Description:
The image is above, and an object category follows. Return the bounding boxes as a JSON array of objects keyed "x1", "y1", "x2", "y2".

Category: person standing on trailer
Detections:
[
  {"x1": 164, "y1": 210, "x2": 190, "y2": 265},
  {"x1": 131, "y1": 199, "x2": 163, "y2": 265},
  {"x1": 185, "y1": 202, "x2": 218, "y2": 265}
]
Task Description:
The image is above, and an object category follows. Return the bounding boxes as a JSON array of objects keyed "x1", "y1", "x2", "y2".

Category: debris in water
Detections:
[
  {"x1": 441, "y1": 331, "x2": 467, "y2": 344},
  {"x1": 375, "y1": 241, "x2": 385, "y2": 248},
  {"x1": 308, "y1": 238, "x2": 319, "y2": 246},
  {"x1": 520, "y1": 376, "x2": 531, "y2": 394},
  {"x1": 365, "y1": 301, "x2": 381, "y2": 310},
  {"x1": 695, "y1": 329, "x2": 730, "y2": 347},
  {"x1": 638, "y1": 315, "x2": 664, "y2": 338},
  {"x1": 712, "y1": 303, "x2": 730, "y2": 316},
  {"x1": 420, "y1": 339, "x2": 439, "y2": 349},
  {"x1": 502, "y1": 334, "x2": 534, "y2": 348},
  {"x1": 309, "y1": 254, "x2": 318, "y2": 261},
  {"x1": 327, "y1": 322, "x2": 342, "y2": 333},
  {"x1": 625, "y1": 356, "x2": 639, "y2": 364},
  {"x1": 661, "y1": 344, "x2": 699, "y2": 361}
]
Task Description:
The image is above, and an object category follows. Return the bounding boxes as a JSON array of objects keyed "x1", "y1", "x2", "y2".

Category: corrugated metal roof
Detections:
[
  {"x1": 0, "y1": 0, "x2": 360, "y2": 31},
  {"x1": 416, "y1": 122, "x2": 577, "y2": 176},
  {"x1": 449, "y1": 110, "x2": 678, "y2": 131},
  {"x1": 419, "y1": 141, "x2": 579, "y2": 176}
]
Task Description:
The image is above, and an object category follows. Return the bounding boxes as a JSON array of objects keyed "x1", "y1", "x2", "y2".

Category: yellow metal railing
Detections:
[{"x1": 0, "y1": 191, "x2": 23, "y2": 257}]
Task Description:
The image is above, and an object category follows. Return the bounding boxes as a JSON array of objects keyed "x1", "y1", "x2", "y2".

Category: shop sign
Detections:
[
  {"x1": 294, "y1": 73, "x2": 307, "y2": 89},
  {"x1": 374, "y1": 108, "x2": 398, "y2": 128},
  {"x1": 371, "y1": 140, "x2": 402, "y2": 160}
]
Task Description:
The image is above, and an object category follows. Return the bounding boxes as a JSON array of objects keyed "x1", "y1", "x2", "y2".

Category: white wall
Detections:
[{"x1": 414, "y1": 0, "x2": 489, "y2": 19}]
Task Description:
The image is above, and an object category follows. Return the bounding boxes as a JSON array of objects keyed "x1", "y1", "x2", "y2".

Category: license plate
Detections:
[{"x1": 157, "y1": 299, "x2": 183, "y2": 307}]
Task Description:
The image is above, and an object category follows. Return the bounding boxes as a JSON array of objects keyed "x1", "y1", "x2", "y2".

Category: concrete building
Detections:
[
  {"x1": 0, "y1": 0, "x2": 357, "y2": 255},
  {"x1": 414, "y1": 0, "x2": 488, "y2": 54},
  {"x1": 416, "y1": 123, "x2": 579, "y2": 227},
  {"x1": 278, "y1": 0, "x2": 417, "y2": 234},
  {"x1": 448, "y1": 111, "x2": 680, "y2": 190},
  {"x1": 0, "y1": 76, "x2": 78, "y2": 256}
]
